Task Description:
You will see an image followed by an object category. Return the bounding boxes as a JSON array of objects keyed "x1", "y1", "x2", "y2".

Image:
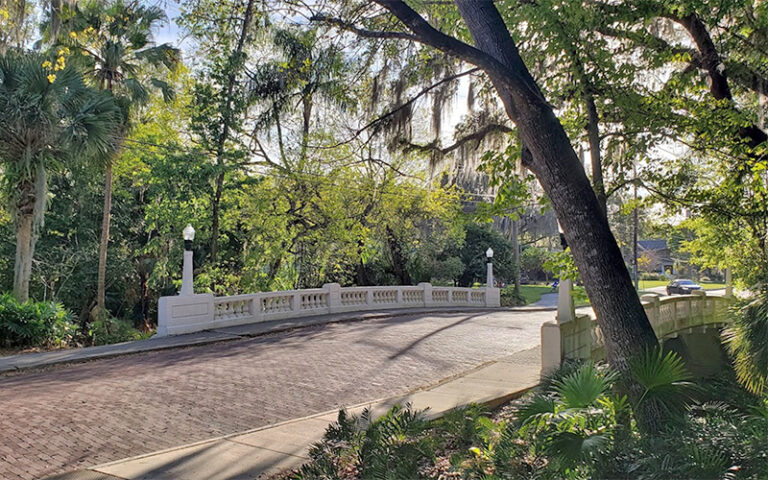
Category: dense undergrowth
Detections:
[
  {"x1": 286, "y1": 352, "x2": 768, "y2": 480},
  {"x1": 0, "y1": 293, "x2": 150, "y2": 351}
]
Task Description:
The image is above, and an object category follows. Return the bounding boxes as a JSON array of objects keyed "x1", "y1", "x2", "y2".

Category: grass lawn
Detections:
[
  {"x1": 510, "y1": 280, "x2": 728, "y2": 307},
  {"x1": 638, "y1": 279, "x2": 727, "y2": 290},
  {"x1": 518, "y1": 284, "x2": 553, "y2": 304}
]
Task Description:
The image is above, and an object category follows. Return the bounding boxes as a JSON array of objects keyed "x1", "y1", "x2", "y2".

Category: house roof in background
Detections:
[{"x1": 638, "y1": 239, "x2": 668, "y2": 250}]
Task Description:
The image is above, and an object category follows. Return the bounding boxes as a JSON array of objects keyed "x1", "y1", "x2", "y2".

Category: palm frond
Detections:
[
  {"x1": 723, "y1": 291, "x2": 768, "y2": 395},
  {"x1": 135, "y1": 44, "x2": 181, "y2": 71},
  {"x1": 549, "y1": 431, "x2": 609, "y2": 465},
  {"x1": 554, "y1": 362, "x2": 616, "y2": 409},
  {"x1": 630, "y1": 348, "x2": 696, "y2": 416},
  {"x1": 150, "y1": 78, "x2": 175, "y2": 102}
]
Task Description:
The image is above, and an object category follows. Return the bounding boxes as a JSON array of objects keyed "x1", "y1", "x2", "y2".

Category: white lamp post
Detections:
[
  {"x1": 486, "y1": 247, "x2": 494, "y2": 287},
  {"x1": 180, "y1": 224, "x2": 195, "y2": 296}
]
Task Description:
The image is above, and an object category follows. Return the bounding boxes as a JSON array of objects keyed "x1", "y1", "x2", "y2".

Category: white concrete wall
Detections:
[
  {"x1": 158, "y1": 283, "x2": 501, "y2": 336},
  {"x1": 541, "y1": 291, "x2": 732, "y2": 376}
]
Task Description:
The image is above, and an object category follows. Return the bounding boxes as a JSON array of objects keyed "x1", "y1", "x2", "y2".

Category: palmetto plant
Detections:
[
  {"x1": 516, "y1": 363, "x2": 625, "y2": 468},
  {"x1": 292, "y1": 404, "x2": 434, "y2": 480},
  {"x1": 723, "y1": 290, "x2": 768, "y2": 395},
  {"x1": 629, "y1": 348, "x2": 696, "y2": 418},
  {"x1": 58, "y1": 0, "x2": 179, "y2": 315},
  {"x1": 0, "y1": 50, "x2": 119, "y2": 302},
  {"x1": 516, "y1": 353, "x2": 694, "y2": 471}
]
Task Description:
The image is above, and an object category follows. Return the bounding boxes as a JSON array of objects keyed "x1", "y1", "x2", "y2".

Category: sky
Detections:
[{"x1": 154, "y1": 1, "x2": 184, "y2": 48}]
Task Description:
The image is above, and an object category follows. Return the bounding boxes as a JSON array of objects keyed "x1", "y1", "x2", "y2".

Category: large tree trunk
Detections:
[
  {"x1": 13, "y1": 177, "x2": 42, "y2": 303},
  {"x1": 13, "y1": 213, "x2": 34, "y2": 303},
  {"x1": 375, "y1": 0, "x2": 660, "y2": 429},
  {"x1": 454, "y1": 0, "x2": 659, "y2": 425},
  {"x1": 96, "y1": 162, "x2": 113, "y2": 312}
]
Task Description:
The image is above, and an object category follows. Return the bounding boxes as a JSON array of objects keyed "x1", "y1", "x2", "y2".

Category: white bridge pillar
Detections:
[{"x1": 557, "y1": 278, "x2": 574, "y2": 324}]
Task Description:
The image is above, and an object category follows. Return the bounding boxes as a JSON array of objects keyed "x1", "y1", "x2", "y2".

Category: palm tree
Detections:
[
  {"x1": 0, "y1": 50, "x2": 119, "y2": 302},
  {"x1": 59, "y1": 0, "x2": 179, "y2": 317}
]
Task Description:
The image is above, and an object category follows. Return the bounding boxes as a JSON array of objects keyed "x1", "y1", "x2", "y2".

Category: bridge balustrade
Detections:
[
  {"x1": 157, "y1": 282, "x2": 500, "y2": 336},
  {"x1": 541, "y1": 291, "x2": 733, "y2": 375}
]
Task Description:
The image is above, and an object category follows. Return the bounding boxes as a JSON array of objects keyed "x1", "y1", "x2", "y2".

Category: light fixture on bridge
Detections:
[
  {"x1": 183, "y1": 224, "x2": 195, "y2": 242},
  {"x1": 181, "y1": 224, "x2": 195, "y2": 296},
  {"x1": 486, "y1": 247, "x2": 494, "y2": 287}
]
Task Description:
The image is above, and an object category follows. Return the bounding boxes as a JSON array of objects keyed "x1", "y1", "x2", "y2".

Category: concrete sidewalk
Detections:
[
  {"x1": 0, "y1": 306, "x2": 553, "y2": 374},
  {"x1": 46, "y1": 347, "x2": 541, "y2": 480}
]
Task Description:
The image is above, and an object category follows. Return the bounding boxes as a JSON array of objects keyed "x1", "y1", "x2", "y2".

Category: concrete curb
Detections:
[
  {"x1": 44, "y1": 347, "x2": 541, "y2": 480},
  {"x1": 1, "y1": 306, "x2": 554, "y2": 375}
]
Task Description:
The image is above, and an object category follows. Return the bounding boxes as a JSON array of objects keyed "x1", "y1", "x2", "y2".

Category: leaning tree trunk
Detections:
[
  {"x1": 372, "y1": 3, "x2": 660, "y2": 373},
  {"x1": 449, "y1": 0, "x2": 660, "y2": 430},
  {"x1": 96, "y1": 162, "x2": 113, "y2": 313}
]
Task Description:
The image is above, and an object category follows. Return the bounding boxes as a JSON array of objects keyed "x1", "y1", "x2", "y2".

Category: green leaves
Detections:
[
  {"x1": 723, "y1": 291, "x2": 768, "y2": 395},
  {"x1": 554, "y1": 363, "x2": 616, "y2": 409},
  {"x1": 0, "y1": 293, "x2": 77, "y2": 348},
  {"x1": 296, "y1": 404, "x2": 433, "y2": 480},
  {"x1": 59, "y1": 0, "x2": 180, "y2": 113},
  {"x1": 0, "y1": 50, "x2": 120, "y2": 190},
  {"x1": 630, "y1": 348, "x2": 695, "y2": 416}
]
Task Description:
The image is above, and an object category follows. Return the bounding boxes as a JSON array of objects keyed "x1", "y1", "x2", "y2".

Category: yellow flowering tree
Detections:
[{"x1": 0, "y1": 51, "x2": 120, "y2": 301}]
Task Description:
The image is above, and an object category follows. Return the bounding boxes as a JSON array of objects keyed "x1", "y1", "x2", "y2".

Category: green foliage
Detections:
[
  {"x1": 640, "y1": 272, "x2": 667, "y2": 281},
  {"x1": 0, "y1": 51, "x2": 120, "y2": 176},
  {"x1": 520, "y1": 247, "x2": 550, "y2": 282},
  {"x1": 87, "y1": 315, "x2": 152, "y2": 346},
  {"x1": 629, "y1": 348, "x2": 696, "y2": 418},
  {"x1": 500, "y1": 286, "x2": 526, "y2": 307},
  {"x1": 288, "y1": 360, "x2": 768, "y2": 480},
  {"x1": 723, "y1": 290, "x2": 768, "y2": 395},
  {"x1": 452, "y1": 223, "x2": 516, "y2": 287},
  {"x1": 543, "y1": 248, "x2": 579, "y2": 281},
  {"x1": 292, "y1": 404, "x2": 434, "y2": 480},
  {"x1": 516, "y1": 363, "x2": 627, "y2": 473},
  {"x1": 0, "y1": 293, "x2": 78, "y2": 348}
]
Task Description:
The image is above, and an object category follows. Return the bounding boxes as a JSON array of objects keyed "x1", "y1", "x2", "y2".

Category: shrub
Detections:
[
  {"x1": 290, "y1": 404, "x2": 434, "y2": 479},
  {"x1": 520, "y1": 247, "x2": 549, "y2": 281},
  {"x1": 500, "y1": 286, "x2": 526, "y2": 306},
  {"x1": 286, "y1": 360, "x2": 768, "y2": 480},
  {"x1": 0, "y1": 293, "x2": 78, "y2": 348},
  {"x1": 88, "y1": 315, "x2": 152, "y2": 346},
  {"x1": 641, "y1": 272, "x2": 667, "y2": 281}
]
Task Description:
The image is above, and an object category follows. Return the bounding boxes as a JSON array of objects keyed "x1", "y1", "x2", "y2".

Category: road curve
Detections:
[{"x1": 0, "y1": 310, "x2": 552, "y2": 480}]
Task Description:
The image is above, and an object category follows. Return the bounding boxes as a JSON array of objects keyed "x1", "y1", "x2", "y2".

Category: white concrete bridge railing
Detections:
[
  {"x1": 541, "y1": 291, "x2": 733, "y2": 374},
  {"x1": 157, "y1": 283, "x2": 501, "y2": 336}
]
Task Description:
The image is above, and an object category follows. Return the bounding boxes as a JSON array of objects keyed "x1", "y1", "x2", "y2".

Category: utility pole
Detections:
[{"x1": 633, "y1": 160, "x2": 639, "y2": 291}]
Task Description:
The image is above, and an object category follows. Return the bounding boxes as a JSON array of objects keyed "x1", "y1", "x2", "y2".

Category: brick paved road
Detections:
[{"x1": 0, "y1": 310, "x2": 552, "y2": 480}]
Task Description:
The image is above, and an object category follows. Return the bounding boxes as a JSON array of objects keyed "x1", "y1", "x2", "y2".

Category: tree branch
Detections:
[
  {"x1": 311, "y1": 67, "x2": 480, "y2": 149},
  {"x1": 402, "y1": 123, "x2": 513, "y2": 155},
  {"x1": 310, "y1": 13, "x2": 417, "y2": 41},
  {"x1": 372, "y1": 0, "x2": 531, "y2": 93}
]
